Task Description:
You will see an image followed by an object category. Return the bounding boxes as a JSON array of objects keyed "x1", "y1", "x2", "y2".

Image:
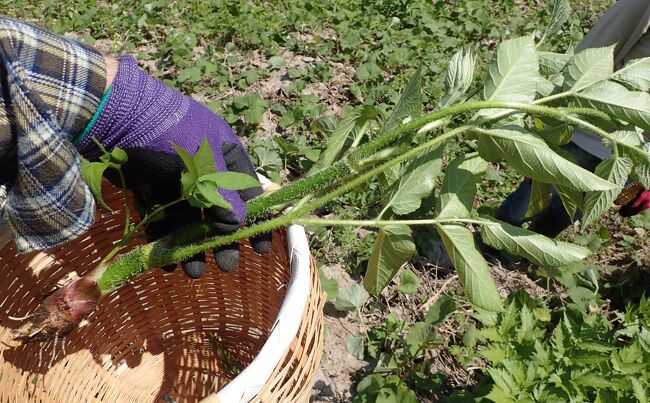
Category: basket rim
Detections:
[{"x1": 208, "y1": 224, "x2": 312, "y2": 403}]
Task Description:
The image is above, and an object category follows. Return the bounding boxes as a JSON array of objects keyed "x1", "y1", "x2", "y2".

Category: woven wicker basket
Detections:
[{"x1": 0, "y1": 182, "x2": 324, "y2": 402}]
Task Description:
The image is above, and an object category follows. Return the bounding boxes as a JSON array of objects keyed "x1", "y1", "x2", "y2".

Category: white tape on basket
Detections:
[{"x1": 210, "y1": 175, "x2": 312, "y2": 403}]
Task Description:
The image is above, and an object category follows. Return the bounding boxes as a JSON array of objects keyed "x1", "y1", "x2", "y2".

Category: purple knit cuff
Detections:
[{"x1": 76, "y1": 55, "x2": 247, "y2": 221}]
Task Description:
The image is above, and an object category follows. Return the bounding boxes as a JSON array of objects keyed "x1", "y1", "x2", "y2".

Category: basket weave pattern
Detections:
[{"x1": 0, "y1": 183, "x2": 324, "y2": 402}]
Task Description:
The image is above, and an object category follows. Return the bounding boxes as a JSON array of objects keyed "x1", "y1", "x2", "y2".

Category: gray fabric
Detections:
[{"x1": 572, "y1": 0, "x2": 650, "y2": 158}]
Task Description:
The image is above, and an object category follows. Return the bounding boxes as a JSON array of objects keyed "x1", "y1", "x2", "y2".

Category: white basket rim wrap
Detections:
[{"x1": 209, "y1": 225, "x2": 311, "y2": 403}]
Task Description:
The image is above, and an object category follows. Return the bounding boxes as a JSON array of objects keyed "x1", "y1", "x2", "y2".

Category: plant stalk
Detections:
[
  {"x1": 294, "y1": 217, "x2": 495, "y2": 227},
  {"x1": 246, "y1": 100, "x2": 621, "y2": 220},
  {"x1": 99, "y1": 101, "x2": 627, "y2": 293},
  {"x1": 96, "y1": 125, "x2": 474, "y2": 293}
]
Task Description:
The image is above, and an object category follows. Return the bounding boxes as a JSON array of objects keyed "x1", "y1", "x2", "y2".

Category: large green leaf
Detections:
[
  {"x1": 633, "y1": 143, "x2": 650, "y2": 188},
  {"x1": 436, "y1": 224, "x2": 503, "y2": 312},
  {"x1": 439, "y1": 48, "x2": 474, "y2": 108},
  {"x1": 476, "y1": 126, "x2": 616, "y2": 191},
  {"x1": 526, "y1": 181, "x2": 551, "y2": 218},
  {"x1": 538, "y1": 51, "x2": 571, "y2": 76},
  {"x1": 555, "y1": 184, "x2": 583, "y2": 221},
  {"x1": 318, "y1": 111, "x2": 361, "y2": 168},
  {"x1": 383, "y1": 66, "x2": 422, "y2": 133},
  {"x1": 612, "y1": 131, "x2": 650, "y2": 187},
  {"x1": 582, "y1": 155, "x2": 633, "y2": 225},
  {"x1": 540, "y1": 0, "x2": 571, "y2": 44},
  {"x1": 572, "y1": 80, "x2": 650, "y2": 131},
  {"x1": 363, "y1": 225, "x2": 416, "y2": 296},
  {"x1": 482, "y1": 36, "x2": 539, "y2": 116},
  {"x1": 612, "y1": 57, "x2": 650, "y2": 91},
  {"x1": 436, "y1": 153, "x2": 488, "y2": 219},
  {"x1": 384, "y1": 146, "x2": 444, "y2": 215},
  {"x1": 479, "y1": 217, "x2": 590, "y2": 267},
  {"x1": 562, "y1": 46, "x2": 614, "y2": 91}
]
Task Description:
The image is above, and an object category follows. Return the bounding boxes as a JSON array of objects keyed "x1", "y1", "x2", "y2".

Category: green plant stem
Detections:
[
  {"x1": 96, "y1": 125, "x2": 473, "y2": 293},
  {"x1": 95, "y1": 101, "x2": 626, "y2": 294},
  {"x1": 99, "y1": 197, "x2": 184, "y2": 265},
  {"x1": 351, "y1": 119, "x2": 371, "y2": 149},
  {"x1": 246, "y1": 101, "x2": 619, "y2": 220},
  {"x1": 117, "y1": 168, "x2": 131, "y2": 238},
  {"x1": 293, "y1": 217, "x2": 494, "y2": 227}
]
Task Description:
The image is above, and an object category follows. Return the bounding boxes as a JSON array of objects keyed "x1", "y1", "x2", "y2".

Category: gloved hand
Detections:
[
  {"x1": 75, "y1": 55, "x2": 271, "y2": 277},
  {"x1": 620, "y1": 188, "x2": 650, "y2": 217}
]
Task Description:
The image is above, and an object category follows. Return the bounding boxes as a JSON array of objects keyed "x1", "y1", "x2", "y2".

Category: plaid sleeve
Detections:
[{"x1": 0, "y1": 16, "x2": 107, "y2": 252}]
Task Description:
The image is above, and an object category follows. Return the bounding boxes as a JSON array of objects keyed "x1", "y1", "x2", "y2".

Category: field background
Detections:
[{"x1": 7, "y1": 1, "x2": 650, "y2": 402}]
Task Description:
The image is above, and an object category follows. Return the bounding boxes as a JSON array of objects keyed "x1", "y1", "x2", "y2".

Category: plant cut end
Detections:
[{"x1": 10, "y1": 278, "x2": 101, "y2": 343}]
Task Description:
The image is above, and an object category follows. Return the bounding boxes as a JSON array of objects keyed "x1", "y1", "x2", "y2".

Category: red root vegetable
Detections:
[{"x1": 10, "y1": 278, "x2": 101, "y2": 342}]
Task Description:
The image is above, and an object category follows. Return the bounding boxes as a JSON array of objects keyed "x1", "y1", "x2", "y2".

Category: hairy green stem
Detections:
[
  {"x1": 294, "y1": 217, "x2": 495, "y2": 227},
  {"x1": 96, "y1": 101, "x2": 626, "y2": 293},
  {"x1": 97, "y1": 125, "x2": 473, "y2": 293},
  {"x1": 246, "y1": 100, "x2": 620, "y2": 220},
  {"x1": 99, "y1": 197, "x2": 184, "y2": 265}
]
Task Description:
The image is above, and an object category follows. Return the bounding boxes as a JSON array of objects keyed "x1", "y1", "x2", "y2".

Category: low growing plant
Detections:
[{"x1": 451, "y1": 292, "x2": 650, "y2": 402}]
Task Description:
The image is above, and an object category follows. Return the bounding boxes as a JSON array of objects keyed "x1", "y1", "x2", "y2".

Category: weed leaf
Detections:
[
  {"x1": 396, "y1": 267, "x2": 421, "y2": 294},
  {"x1": 477, "y1": 126, "x2": 616, "y2": 191},
  {"x1": 335, "y1": 284, "x2": 369, "y2": 312},
  {"x1": 384, "y1": 146, "x2": 444, "y2": 215},
  {"x1": 172, "y1": 143, "x2": 198, "y2": 196},
  {"x1": 364, "y1": 225, "x2": 415, "y2": 296},
  {"x1": 193, "y1": 138, "x2": 216, "y2": 177},
  {"x1": 405, "y1": 322, "x2": 430, "y2": 356},
  {"x1": 346, "y1": 336, "x2": 365, "y2": 360},
  {"x1": 482, "y1": 36, "x2": 539, "y2": 117},
  {"x1": 582, "y1": 155, "x2": 633, "y2": 225},
  {"x1": 436, "y1": 153, "x2": 487, "y2": 219},
  {"x1": 199, "y1": 172, "x2": 260, "y2": 190},
  {"x1": 425, "y1": 295, "x2": 456, "y2": 326},
  {"x1": 436, "y1": 224, "x2": 502, "y2": 311},
  {"x1": 479, "y1": 217, "x2": 590, "y2": 266},
  {"x1": 80, "y1": 160, "x2": 111, "y2": 210},
  {"x1": 195, "y1": 181, "x2": 232, "y2": 209},
  {"x1": 318, "y1": 268, "x2": 339, "y2": 300}
]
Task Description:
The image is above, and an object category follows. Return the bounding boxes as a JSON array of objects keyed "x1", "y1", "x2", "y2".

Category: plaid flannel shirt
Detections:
[{"x1": 0, "y1": 16, "x2": 106, "y2": 252}]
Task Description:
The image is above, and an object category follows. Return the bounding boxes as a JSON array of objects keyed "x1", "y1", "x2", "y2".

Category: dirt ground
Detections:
[{"x1": 308, "y1": 239, "x2": 548, "y2": 402}]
